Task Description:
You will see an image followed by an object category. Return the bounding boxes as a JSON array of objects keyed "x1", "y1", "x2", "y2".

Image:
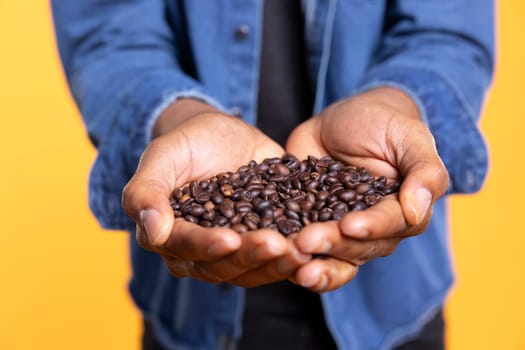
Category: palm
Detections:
[
  {"x1": 286, "y1": 103, "x2": 402, "y2": 180},
  {"x1": 160, "y1": 113, "x2": 284, "y2": 188}
]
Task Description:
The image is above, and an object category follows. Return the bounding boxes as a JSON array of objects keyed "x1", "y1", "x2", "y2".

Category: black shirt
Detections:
[{"x1": 239, "y1": 1, "x2": 336, "y2": 349}]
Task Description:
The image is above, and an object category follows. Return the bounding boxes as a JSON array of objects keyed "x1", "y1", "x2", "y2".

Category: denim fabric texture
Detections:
[{"x1": 52, "y1": 1, "x2": 494, "y2": 349}]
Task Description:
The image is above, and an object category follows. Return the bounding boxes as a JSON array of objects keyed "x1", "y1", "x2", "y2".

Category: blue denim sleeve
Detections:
[
  {"x1": 51, "y1": 1, "x2": 225, "y2": 229},
  {"x1": 357, "y1": 1, "x2": 494, "y2": 194}
]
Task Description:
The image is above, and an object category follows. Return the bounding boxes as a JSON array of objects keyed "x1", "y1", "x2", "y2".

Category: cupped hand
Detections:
[
  {"x1": 285, "y1": 87, "x2": 449, "y2": 292},
  {"x1": 122, "y1": 100, "x2": 310, "y2": 287}
]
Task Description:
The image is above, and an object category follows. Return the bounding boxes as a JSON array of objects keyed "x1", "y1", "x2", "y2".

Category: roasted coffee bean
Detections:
[
  {"x1": 202, "y1": 209, "x2": 215, "y2": 221},
  {"x1": 184, "y1": 215, "x2": 198, "y2": 224},
  {"x1": 210, "y1": 191, "x2": 224, "y2": 205},
  {"x1": 200, "y1": 220, "x2": 213, "y2": 228},
  {"x1": 189, "y1": 205, "x2": 205, "y2": 217},
  {"x1": 170, "y1": 154, "x2": 399, "y2": 236},
  {"x1": 338, "y1": 189, "x2": 357, "y2": 203},
  {"x1": 259, "y1": 217, "x2": 274, "y2": 228},
  {"x1": 231, "y1": 213, "x2": 243, "y2": 225},
  {"x1": 221, "y1": 184, "x2": 234, "y2": 197},
  {"x1": 332, "y1": 210, "x2": 346, "y2": 221},
  {"x1": 172, "y1": 188, "x2": 183, "y2": 201},
  {"x1": 275, "y1": 163, "x2": 291, "y2": 176},
  {"x1": 351, "y1": 201, "x2": 368, "y2": 211},
  {"x1": 286, "y1": 200, "x2": 301, "y2": 213},
  {"x1": 218, "y1": 203, "x2": 235, "y2": 218},
  {"x1": 285, "y1": 209, "x2": 300, "y2": 221},
  {"x1": 232, "y1": 223, "x2": 249, "y2": 233},
  {"x1": 319, "y1": 208, "x2": 333, "y2": 222}
]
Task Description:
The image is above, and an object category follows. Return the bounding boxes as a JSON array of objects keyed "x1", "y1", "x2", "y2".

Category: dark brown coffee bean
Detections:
[
  {"x1": 180, "y1": 193, "x2": 193, "y2": 204},
  {"x1": 230, "y1": 213, "x2": 243, "y2": 225},
  {"x1": 200, "y1": 220, "x2": 213, "y2": 228},
  {"x1": 338, "y1": 189, "x2": 357, "y2": 203},
  {"x1": 184, "y1": 215, "x2": 199, "y2": 224},
  {"x1": 275, "y1": 163, "x2": 291, "y2": 176},
  {"x1": 305, "y1": 180, "x2": 320, "y2": 191},
  {"x1": 331, "y1": 202, "x2": 348, "y2": 212},
  {"x1": 278, "y1": 219, "x2": 301, "y2": 235},
  {"x1": 244, "y1": 217, "x2": 258, "y2": 231},
  {"x1": 210, "y1": 191, "x2": 224, "y2": 205},
  {"x1": 286, "y1": 200, "x2": 301, "y2": 213},
  {"x1": 202, "y1": 209, "x2": 215, "y2": 221},
  {"x1": 219, "y1": 203, "x2": 235, "y2": 218},
  {"x1": 332, "y1": 210, "x2": 345, "y2": 221},
  {"x1": 259, "y1": 217, "x2": 273, "y2": 228},
  {"x1": 299, "y1": 200, "x2": 314, "y2": 211},
  {"x1": 189, "y1": 205, "x2": 205, "y2": 217},
  {"x1": 255, "y1": 199, "x2": 272, "y2": 211},
  {"x1": 365, "y1": 193, "x2": 383, "y2": 206},
  {"x1": 213, "y1": 216, "x2": 229, "y2": 226},
  {"x1": 232, "y1": 223, "x2": 249, "y2": 233},
  {"x1": 351, "y1": 201, "x2": 367, "y2": 211},
  {"x1": 221, "y1": 184, "x2": 234, "y2": 197},
  {"x1": 285, "y1": 209, "x2": 300, "y2": 221},
  {"x1": 269, "y1": 174, "x2": 287, "y2": 182},
  {"x1": 319, "y1": 208, "x2": 333, "y2": 221},
  {"x1": 172, "y1": 188, "x2": 183, "y2": 201},
  {"x1": 356, "y1": 183, "x2": 371, "y2": 194}
]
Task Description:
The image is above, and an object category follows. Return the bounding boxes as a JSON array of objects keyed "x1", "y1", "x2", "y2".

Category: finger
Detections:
[
  {"x1": 393, "y1": 122, "x2": 449, "y2": 225},
  {"x1": 229, "y1": 235, "x2": 312, "y2": 288},
  {"x1": 191, "y1": 229, "x2": 289, "y2": 282},
  {"x1": 122, "y1": 136, "x2": 191, "y2": 246},
  {"x1": 285, "y1": 116, "x2": 328, "y2": 160},
  {"x1": 294, "y1": 221, "x2": 402, "y2": 264},
  {"x1": 339, "y1": 194, "x2": 422, "y2": 240},
  {"x1": 291, "y1": 258, "x2": 359, "y2": 293},
  {"x1": 152, "y1": 219, "x2": 241, "y2": 260}
]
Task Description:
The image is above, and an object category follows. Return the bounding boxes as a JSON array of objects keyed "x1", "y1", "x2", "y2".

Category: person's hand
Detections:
[
  {"x1": 122, "y1": 99, "x2": 311, "y2": 287},
  {"x1": 285, "y1": 87, "x2": 449, "y2": 292}
]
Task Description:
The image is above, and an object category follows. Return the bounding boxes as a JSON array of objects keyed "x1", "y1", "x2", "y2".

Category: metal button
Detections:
[{"x1": 234, "y1": 24, "x2": 250, "y2": 40}]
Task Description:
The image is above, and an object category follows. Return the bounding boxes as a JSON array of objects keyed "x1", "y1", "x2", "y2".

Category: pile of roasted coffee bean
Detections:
[{"x1": 170, "y1": 154, "x2": 399, "y2": 235}]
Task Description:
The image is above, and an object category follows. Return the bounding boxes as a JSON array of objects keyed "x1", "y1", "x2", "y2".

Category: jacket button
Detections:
[{"x1": 234, "y1": 24, "x2": 250, "y2": 40}]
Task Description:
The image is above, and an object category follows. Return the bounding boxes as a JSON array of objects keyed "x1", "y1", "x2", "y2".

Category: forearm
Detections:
[{"x1": 153, "y1": 99, "x2": 225, "y2": 139}]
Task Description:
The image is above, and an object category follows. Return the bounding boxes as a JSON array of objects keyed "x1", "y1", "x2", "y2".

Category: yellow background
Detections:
[{"x1": 1, "y1": 2, "x2": 523, "y2": 349}]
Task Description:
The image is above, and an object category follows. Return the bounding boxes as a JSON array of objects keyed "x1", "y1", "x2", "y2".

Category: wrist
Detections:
[
  {"x1": 358, "y1": 87, "x2": 421, "y2": 121},
  {"x1": 152, "y1": 98, "x2": 223, "y2": 138}
]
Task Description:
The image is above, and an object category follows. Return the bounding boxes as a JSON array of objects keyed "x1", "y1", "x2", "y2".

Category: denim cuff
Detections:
[
  {"x1": 356, "y1": 66, "x2": 489, "y2": 194},
  {"x1": 145, "y1": 89, "x2": 228, "y2": 143}
]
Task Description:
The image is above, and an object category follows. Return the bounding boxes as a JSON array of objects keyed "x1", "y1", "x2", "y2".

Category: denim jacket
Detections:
[{"x1": 52, "y1": 1, "x2": 493, "y2": 349}]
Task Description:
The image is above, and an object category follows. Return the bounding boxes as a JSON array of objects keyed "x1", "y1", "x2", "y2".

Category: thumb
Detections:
[
  {"x1": 122, "y1": 137, "x2": 186, "y2": 247},
  {"x1": 397, "y1": 137, "x2": 449, "y2": 226}
]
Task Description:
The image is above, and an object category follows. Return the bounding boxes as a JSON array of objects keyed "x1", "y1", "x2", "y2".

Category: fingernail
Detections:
[
  {"x1": 314, "y1": 274, "x2": 328, "y2": 292},
  {"x1": 140, "y1": 209, "x2": 170, "y2": 246},
  {"x1": 300, "y1": 274, "x2": 318, "y2": 288},
  {"x1": 348, "y1": 230, "x2": 369, "y2": 239},
  {"x1": 411, "y1": 188, "x2": 432, "y2": 224}
]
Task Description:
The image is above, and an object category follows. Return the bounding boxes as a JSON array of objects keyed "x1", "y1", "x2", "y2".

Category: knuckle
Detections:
[
  {"x1": 164, "y1": 259, "x2": 190, "y2": 278},
  {"x1": 121, "y1": 181, "x2": 139, "y2": 216},
  {"x1": 379, "y1": 240, "x2": 399, "y2": 257},
  {"x1": 191, "y1": 263, "x2": 223, "y2": 283}
]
